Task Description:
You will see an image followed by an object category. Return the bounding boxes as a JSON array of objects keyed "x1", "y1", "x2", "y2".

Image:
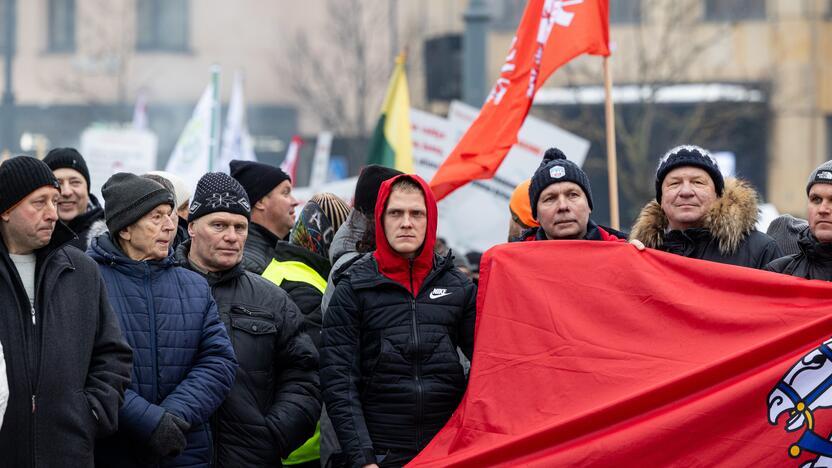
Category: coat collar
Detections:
[{"x1": 630, "y1": 178, "x2": 760, "y2": 255}]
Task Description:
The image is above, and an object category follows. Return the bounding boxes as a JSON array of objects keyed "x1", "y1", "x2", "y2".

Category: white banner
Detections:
[
  {"x1": 81, "y1": 127, "x2": 158, "y2": 199},
  {"x1": 218, "y1": 71, "x2": 257, "y2": 174},
  {"x1": 165, "y1": 84, "x2": 214, "y2": 193}
]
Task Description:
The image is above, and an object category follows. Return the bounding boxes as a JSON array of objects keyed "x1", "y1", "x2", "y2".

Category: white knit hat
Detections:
[{"x1": 146, "y1": 170, "x2": 192, "y2": 209}]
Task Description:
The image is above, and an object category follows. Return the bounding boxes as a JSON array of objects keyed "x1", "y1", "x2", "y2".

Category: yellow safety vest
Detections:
[{"x1": 261, "y1": 259, "x2": 326, "y2": 465}]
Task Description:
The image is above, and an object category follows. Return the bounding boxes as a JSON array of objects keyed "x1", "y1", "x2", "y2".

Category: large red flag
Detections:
[
  {"x1": 429, "y1": 0, "x2": 610, "y2": 200},
  {"x1": 408, "y1": 242, "x2": 832, "y2": 467}
]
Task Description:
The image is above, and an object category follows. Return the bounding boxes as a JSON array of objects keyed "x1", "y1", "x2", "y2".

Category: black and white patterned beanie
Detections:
[{"x1": 188, "y1": 172, "x2": 251, "y2": 222}]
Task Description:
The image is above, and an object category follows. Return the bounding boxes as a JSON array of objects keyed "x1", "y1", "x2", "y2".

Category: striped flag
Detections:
[
  {"x1": 280, "y1": 135, "x2": 303, "y2": 182},
  {"x1": 367, "y1": 52, "x2": 413, "y2": 173}
]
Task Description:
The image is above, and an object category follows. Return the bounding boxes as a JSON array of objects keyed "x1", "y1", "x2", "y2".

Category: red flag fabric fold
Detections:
[
  {"x1": 429, "y1": 0, "x2": 610, "y2": 200},
  {"x1": 408, "y1": 242, "x2": 832, "y2": 467}
]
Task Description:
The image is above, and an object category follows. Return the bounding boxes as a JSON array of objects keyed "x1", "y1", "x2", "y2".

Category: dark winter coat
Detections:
[
  {"x1": 0, "y1": 222, "x2": 132, "y2": 468},
  {"x1": 90, "y1": 234, "x2": 237, "y2": 468},
  {"x1": 175, "y1": 242, "x2": 320, "y2": 467},
  {"x1": 241, "y1": 223, "x2": 280, "y2": 275},
  {"x1": 630, "y1": 178, "x2": 782, "y2": 269},
  {"x1": 765, "y1": 229, "x2": 832, "y2": 280},
  {"x1": 321, "y1": 175, "x2": 477, "y2": 468},
  {"x1": 515, "y1": 219, "x2": 627, "y2": 242},
  {"x1": 268, "y1": 241, "x2": 331, "y2": 348},
  {"x1": 65, "y1": 193, "x2": 107, "y2": 251}
]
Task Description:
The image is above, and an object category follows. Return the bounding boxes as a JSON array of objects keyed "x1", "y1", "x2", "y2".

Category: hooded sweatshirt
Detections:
[{"x1": 372, "y1": 174, "x2": 437, "y2": 296}]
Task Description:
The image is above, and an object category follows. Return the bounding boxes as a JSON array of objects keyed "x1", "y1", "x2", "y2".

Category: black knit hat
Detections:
[
  {"x1": 102, "y1": 172, "x2": 175, "y2": 235},
  {"x1": 655, "y1": 145, "x2": 724, "y2": 203},
  {"x1": 43, "y1": 147, "x2": 91, "y2": 193},
  {"x1": 354, "y1": 165, "x2": 403, "y2": 215},
  {"x1": 189, "y1": 172, "x2": 251, "y2": 222},
  {"x1": 0, "y1": 156, "x2": 60, "y2": 214},
  {"x1": 229, "y1": 160, "x2": 291, "y2": 206},
  {"x1": 806, "y1": 160, "x2": 832, "y2": 195},
  {"x1": 528, "y1": 148, "x2": 593, "y2": 219}
]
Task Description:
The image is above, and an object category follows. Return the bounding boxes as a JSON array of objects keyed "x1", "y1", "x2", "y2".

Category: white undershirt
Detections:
[{"x1": 9, "y1": 253, "x2": 36, "y2": 307}]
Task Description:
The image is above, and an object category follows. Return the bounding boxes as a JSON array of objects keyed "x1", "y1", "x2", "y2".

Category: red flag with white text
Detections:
[
  {"x1": 408, "y1": 242, "x2": 832, "y2": 467},
  {"x1": 429, "y1": 0, "x2": 609, "y2": 200}
]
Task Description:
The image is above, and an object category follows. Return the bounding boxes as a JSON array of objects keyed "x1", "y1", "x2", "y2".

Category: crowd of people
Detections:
[{"x1": 0, "y1": 141, "x2": 828, "y2": 467}]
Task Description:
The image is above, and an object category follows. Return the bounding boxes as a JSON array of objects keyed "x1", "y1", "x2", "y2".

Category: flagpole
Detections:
[
  {"x1": 208, "y1": 65, "x2": 221, "y2": 172},
  {"x1": 603, "y1": 56, "x2": 620, "y2": 230}
]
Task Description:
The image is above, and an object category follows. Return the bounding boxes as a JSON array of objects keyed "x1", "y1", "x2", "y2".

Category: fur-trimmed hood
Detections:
[{"x1": 629, "y1": 178, "x2": 760, "y2": 255}]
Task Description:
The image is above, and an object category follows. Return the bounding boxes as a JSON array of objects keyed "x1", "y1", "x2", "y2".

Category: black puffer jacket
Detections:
[
  {"x1": 630, "y1": 178, "x2": 782, "y2": 269},
  {"x1": 175, "y1": 242, "x2": 321, "y2": 467},
  {"x1": 241, "y1": 223, "x2": 280, "y2": 275},
  {"x1": 0, "y1": 223, "x2": 132, "y2": 467},
  {"x1": 765, "y1": 229, "x2": 832, "y2": 280},
  {"x1": 321, "y1": 174, "x2": 477, "y2": 468}
]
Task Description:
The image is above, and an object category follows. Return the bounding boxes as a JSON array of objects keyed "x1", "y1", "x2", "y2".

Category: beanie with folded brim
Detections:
[
  {"x1": 0, "y1": 156, "x2": 60, "y2": 214},
  {"x1": 102, "y1": 172, "x2": 175, "y2": 235}
]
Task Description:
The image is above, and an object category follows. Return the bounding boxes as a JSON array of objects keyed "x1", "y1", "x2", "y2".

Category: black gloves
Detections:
[{"x1": 148, "y1": 412, "x2": 191, "y2": 459}]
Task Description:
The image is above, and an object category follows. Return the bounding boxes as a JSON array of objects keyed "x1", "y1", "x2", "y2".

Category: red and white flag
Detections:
[
  {"x1": 280, "y1": 135, "x2": 303, "y2": 182},
  {"x1": 409, "y1": 242, "x2": 832, "y2": 467},
  {"x1": 429, "y1": 0, "x2": 609, "y2": 200}
]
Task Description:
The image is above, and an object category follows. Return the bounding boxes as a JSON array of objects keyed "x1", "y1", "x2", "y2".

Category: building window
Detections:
[
  {"x1": 136, "y1": 0, "x2": 189, "y2": 52},
  {"x1": 0, "y1": 1, "x2": 6, "y2": 50},
  {"x1": 704, "y1": 0, "x2": 766, "y2": 21},
  {"x1": 48, "y1": 0, "x2": 75, "y2": 52},
  {"x1": 610, "y1": 0, "x2": 641, "y2": 24}
]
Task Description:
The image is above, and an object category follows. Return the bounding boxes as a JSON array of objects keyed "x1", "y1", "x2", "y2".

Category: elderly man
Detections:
[
  {"x1": 230, "y1": 160, "x2": 300, "y2": 274},
  {"x1": 322, "y1": 174, "x2": 477, "y2": 468},
  {"x1": 630, "y1": 145, "x2": 781, "y2": 269},
  {"x1": 0, "y1": 156, "x2": 132, "y2": 466},
  {"x1": 175, "y1": 172, "x2": 320, "y2": 467},
  {"x1": 517, "y1": 148, "x2": 626, "y2": 242},
  {"x1": 43, "y1": 147, "x2": 108, "y2": 250},
  {"x1": 90, "y1": 172, "x2": 237, "y2": 467},
  {"x1": 766, "y1": 161, "x2": 832, "y2": 279}
]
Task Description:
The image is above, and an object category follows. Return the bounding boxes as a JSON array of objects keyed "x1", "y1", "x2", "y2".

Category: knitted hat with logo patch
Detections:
[
  {"x1": 807, "y1": 160, "x2": 832, "y2": 195},
  {"x1": 528, "y1": 147, "x2": 593, "y2": 219}
]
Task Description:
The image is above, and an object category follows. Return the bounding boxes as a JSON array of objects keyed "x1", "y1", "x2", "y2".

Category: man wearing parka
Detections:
[
  {"x1": 630, "y1": 145, "x2": 781, "y2": 269},
  {"x1": 321, "y1": 174, "x2": 477, "y2": 468},
  {"x1": 766, "y1": 160, "x2": 832, "y2": 279},
  {"x1": 0, "y1": 156, "x2": 132, "y2": 467},
  {"x1": 176, "y1": 172, "x2": 320, "y2": 467},
  {"x1": 90, "y1": 173, "x2": 237, "y2": 467}
]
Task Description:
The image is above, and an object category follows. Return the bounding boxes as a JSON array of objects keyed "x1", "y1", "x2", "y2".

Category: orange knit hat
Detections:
[{"x1": 509, "y1": 179, "x2": 539, "y2": 228}]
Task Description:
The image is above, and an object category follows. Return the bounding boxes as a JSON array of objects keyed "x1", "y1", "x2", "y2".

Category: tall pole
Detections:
[
  {"x1": 604, "y1": 57, "x2": 620, "y2": 230},
  {"x1": 389, "y1": 0, "x2": 398, "y2": 63},
  {"x1": 463, "y1": 0, "x2": 489, "y2": 107},
  {"x1": 208, "y1": 65, "x2": 221, "y2": 172},
  {"x1": 2, "y1": 0, "x2": 16, "y2": 154}
]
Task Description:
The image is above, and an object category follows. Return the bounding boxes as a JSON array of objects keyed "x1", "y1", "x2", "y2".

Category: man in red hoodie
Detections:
[{"x1": 321, "y1": 174, "x2": 477, "y2": 468}]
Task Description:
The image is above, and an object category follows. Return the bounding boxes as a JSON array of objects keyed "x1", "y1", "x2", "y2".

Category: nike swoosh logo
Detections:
[{"x1": 429, "y1": 291, "x2": 452, "y2": 300}]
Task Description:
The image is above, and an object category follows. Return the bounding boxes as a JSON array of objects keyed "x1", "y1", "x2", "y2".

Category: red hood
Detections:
[{"x1": 373, "y1": 174, "x2": 437, "y2": 296}]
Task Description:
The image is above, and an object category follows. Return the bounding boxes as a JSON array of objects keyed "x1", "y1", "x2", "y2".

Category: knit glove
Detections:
[{"x1": 148, "y1": 412, "x2": 191, "y2": 458}]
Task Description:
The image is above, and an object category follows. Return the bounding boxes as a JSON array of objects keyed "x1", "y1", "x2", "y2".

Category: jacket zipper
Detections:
[
  {"x1": 409, "y1": 259, "x2": 424, "y2": 447},
  {"x1": 143, "y1": 264, "x2": 160, "y2": 401}
]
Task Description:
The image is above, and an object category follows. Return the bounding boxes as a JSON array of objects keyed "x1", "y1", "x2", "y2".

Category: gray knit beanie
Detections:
[
  {"x1": 766, "y1": 214, "x2": 809, "y2": 257},
  {"x1": 102, "y1": 172, "x2": 175, "y2": 235},
  {"x1": 806, "y1": 160, "x2": 832, "y2": 195}
]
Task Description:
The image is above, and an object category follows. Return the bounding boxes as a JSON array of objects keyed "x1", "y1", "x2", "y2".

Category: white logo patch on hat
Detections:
[
  {"x1": 817, "y1": 171, "x2": 832, "y2": 181},
  {"x1": 189, "y1": 201, "x2": 201, "y2": 214},
  {"x1": 550, "y1": 166, "x2": 566, "y2": 179}
]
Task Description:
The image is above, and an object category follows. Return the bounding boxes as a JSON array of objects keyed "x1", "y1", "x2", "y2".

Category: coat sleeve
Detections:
[
  {"x1": 160, "y1": 293, "x2": 238, "y2": 426},
  {"x1": 756, "y1": 238, "x2": 784, "y2": 270},
  {"x1": 264, "y1": 292, "x2": 321, "y2": 457},
  {"x1": 289, "y1": 284, "x2": 324, "y2": 349},
  {"x1": 320, "y1": 282, "x2": 376, "y2": 467},
  {"x1": 119, "y1": 389, "x2": 167, "y2": 440},
  {"x1": 458, "y1": 279, "x2": 477, "y2": 361},
  {"x1": 0, "y1": 340, "x2": 7, "y2": 430},
  {"x1": 84, "y1": 276, "x2": 134, "y2": 437}
]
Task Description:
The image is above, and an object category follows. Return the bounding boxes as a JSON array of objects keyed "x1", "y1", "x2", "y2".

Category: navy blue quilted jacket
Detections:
[{"x1": 89, "y1": 234, "x2": 238, "y2": 467}]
